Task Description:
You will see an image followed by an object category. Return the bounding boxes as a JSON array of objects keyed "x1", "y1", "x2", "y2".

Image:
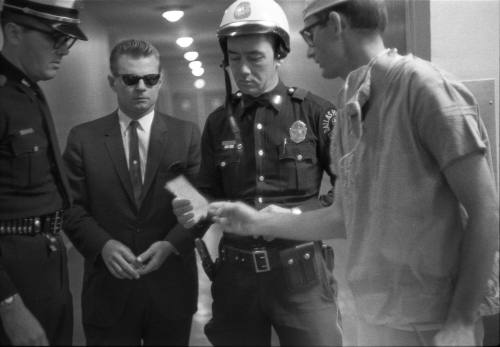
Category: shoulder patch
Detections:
[
  {"x1": 0, "y1": 75, "x2": 7, "y2": 87},
  {"x1": 322, "y1": 108, "x2": 337, "y2": 134},
  {"x1": 289, "y1": 87, "x2": 308, "y2": 101}
]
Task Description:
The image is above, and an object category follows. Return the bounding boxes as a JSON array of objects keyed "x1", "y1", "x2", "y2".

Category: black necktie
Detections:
[
  {"x1": 128, "y1": 120, "x2": 142, "y2": 204},
  {"x1": 242, "y1": 93, "x2": 272, "y2": 111}
]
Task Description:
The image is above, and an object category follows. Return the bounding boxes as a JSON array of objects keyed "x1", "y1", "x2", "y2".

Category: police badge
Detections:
[{"x1": 289, "y1": 120, "x2": 307, "y2": 143}]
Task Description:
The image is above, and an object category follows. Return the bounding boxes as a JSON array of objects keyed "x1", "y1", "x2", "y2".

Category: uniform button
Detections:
[
  {"x1": 258, "y1": 149, "x2": 264, "y2": 156},
  {"x1": 288, "y1": 258, "x2": 294, "y2": 265},
  {"x1": 33, "y1": 146, "x2": 39, "y2": 152},
  {"x1": 297, "y1": 154, "x2": 303, "y2": 161},
  {"x1": 136, "y1": 228, "x2": 141, "y2": 233},
  {"x1": 258, "y1": 175, "x2": 264, "y2": 182},
  {"x1": 256, "y1": 123, "x2": 263, "y2": 130},
  {"x1": 303, "y1": 252, "x2": 311, "y2": 260},
  {"x1": 257, "y1": 197, "x2": 263, "y2": 203},
  {"x1": 133, "y1": 160, "x2": 138, "y2": 165},
  {"x1": 220, "y1": 161, "x2": 226, "y2": 167}
]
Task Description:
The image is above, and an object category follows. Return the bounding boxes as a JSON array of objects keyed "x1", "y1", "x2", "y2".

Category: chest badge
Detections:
[{"x1": 289, "y1": 120, "x2": 307, "y2": 143}]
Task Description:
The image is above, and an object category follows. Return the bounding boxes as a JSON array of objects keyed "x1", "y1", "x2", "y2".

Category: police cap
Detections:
[{"x1": 1, "y1": 0, "x2": 87, "y2": 41}]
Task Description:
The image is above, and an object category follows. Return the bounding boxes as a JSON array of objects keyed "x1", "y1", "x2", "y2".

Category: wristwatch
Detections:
[
  {"x1": 290, "y1": 207, "x2": 302, "y2": 215},
  {"x1": 0, "y1": 295, "x2": 15, "y2": 307}
]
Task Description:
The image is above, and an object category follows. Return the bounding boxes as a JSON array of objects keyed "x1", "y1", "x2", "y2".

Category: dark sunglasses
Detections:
[
  {"x1": 118, "y1": 74, "x2": 161, "y2": 87},
  {"x1": 18, "y1": 23, "x2": 77, "y2": 50},
  {"x1": 300, "y1": 15, "x2": 329, "y2": 48}
]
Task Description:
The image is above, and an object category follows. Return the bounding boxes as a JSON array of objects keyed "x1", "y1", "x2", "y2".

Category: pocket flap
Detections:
[
  {"x1": 278, "y1": 140, "x2": 316, "y2": 162},
  {"x1": 10, "y1": 132, "x2": 47, "y2": 156}
]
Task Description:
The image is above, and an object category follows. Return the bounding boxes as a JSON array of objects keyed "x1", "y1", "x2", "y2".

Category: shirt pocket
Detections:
[
  {"x1": 215, "y1": 150, "x2": 241, "y2": 197},
  {"x1": 9, "y1": 132, "x2": 49, "y2": 188},
  {"x1": 278, "y1": 140, "x2": 319, "y2": 193}
]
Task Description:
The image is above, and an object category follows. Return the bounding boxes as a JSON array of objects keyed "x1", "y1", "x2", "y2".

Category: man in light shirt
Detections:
[{"x1": 63, "y1": 39, "x2": 201, "y2": 345}]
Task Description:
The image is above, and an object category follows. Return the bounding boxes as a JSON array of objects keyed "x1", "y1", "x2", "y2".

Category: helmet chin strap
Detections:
[{"x1": 221, "y1": 60, "x2": 244, "y2": 154}]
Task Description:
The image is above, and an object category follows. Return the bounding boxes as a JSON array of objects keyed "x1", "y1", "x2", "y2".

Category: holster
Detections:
[{"x1": 279, "y1": 242, "x2": 319, "y2": 292}]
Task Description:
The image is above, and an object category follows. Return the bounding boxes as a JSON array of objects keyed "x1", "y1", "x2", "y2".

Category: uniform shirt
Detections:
[
  {"x1": 0, "y1": 53, "x2": 66, "y2": 220},
  {"x1": 0, "y1": 53, "x2": 69, "y2": 302},
  {"x1": 118, "y1": 109, "x2": 154, "y2": 183},
  {"x1": 198, "y1": 80, "x2": 336, "y2": 219},
  {"x1": 331, "y1": 50, "x2": 493, "y2": 328}
]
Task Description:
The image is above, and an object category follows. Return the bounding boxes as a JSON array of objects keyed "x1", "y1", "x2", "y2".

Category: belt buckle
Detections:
[{"x1": 252, "y1": 249, "x2": 271, "y2": 273}]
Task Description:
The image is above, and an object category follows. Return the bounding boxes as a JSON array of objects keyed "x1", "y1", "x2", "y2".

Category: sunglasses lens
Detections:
[
  {"x1": 121, "y1": 75, "x2": 140, "y2": 86},
  {"x1": 143, "y1": 74, "x2": 161, "y2": 86}
]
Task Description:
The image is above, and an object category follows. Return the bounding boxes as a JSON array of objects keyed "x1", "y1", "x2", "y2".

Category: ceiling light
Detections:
[
  {"x1": 194, "y1": 79, "x2": 206, "y2": 89},
  {"x1": 188, "y1": 61, "x2": 202, "y2": 70},
  {"x1": 162, "y1": 10, "x2": 184, "y2": 22},
  {"x1": 176, "y1": 37, "x2": 193, "y2": 48},
  {"x1": 192, "y1": 67, "x2": 205, "y2": 77},
  {"x1": 184, "y1": 51, "x2": 199, "y2": 61}
]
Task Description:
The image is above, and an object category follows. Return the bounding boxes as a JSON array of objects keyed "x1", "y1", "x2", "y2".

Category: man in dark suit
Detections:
[{"x1": 63, "y1": 39, "x2": 201, "y2": 345}]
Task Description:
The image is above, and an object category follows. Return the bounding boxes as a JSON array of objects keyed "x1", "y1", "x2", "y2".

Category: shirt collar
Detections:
[
  {"x1": 118, "y1": 108, "x2": 155, "y2": 136},
  {"x1": 0, "y1": 53, "x2": 43, "y2": 93},
  {"x1": 236, "y1": 80, "x2": 287, "y2": 117}
]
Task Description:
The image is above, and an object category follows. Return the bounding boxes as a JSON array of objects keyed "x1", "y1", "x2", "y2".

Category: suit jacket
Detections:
[{"x1": 63, "y1": 111, "x2": 201, "y2": 327}]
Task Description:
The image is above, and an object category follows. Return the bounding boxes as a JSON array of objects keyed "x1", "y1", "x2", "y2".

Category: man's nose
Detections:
[{"x1": 135, "y1": 78, "x2": 147, "y2": 90}]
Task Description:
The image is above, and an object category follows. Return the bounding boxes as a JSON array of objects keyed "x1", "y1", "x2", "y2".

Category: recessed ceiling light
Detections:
[
  {"x1": 192, "y1": 67, "x2": 205, "y2": 77},
  {"x1": 188, "y1": 61, "x2": 202, "y2": 70},
  {"x1": 184, "y1": 51, "x2": 199, "y2": 61},
  {"x1": 176, "y1": 37, "x2": 193, "y2": 48},
  {"x1": 194, "y1": 79, "x2": 206, "y2": 89},
  {"x1": 162, "y1": 10, "x2": 184, "y2": 22}
]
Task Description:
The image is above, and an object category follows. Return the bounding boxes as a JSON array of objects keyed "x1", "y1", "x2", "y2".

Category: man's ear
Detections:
[
  {"x1": 328, "y1": 11, "x2": 344, "y2": 36},
  {"x1": 3, "y1": 22, "x2": 23, "y2": 46},
  {"x1": 108, "y1": 74, "x2": 117, "y2": 91}
]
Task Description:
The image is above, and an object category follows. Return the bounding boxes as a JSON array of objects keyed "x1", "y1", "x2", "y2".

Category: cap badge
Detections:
[
  {"x1": 290, "y1": 120, "x2": 307, "y2": 143},
  {"x1": 234, "y1": 1, "x2": 251, "y2": 19}
]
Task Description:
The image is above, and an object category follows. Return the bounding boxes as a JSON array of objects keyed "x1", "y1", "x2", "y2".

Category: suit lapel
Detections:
[
  {"x1": 141, "y1": 112, "x2": 169, "y2": 203},
  {"x1": 104, "y1": 112, "x2": 136, "y2": 208}
]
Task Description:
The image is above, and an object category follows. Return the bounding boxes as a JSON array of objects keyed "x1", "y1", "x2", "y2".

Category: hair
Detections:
[
  {"x1": 324, "y1": 0, "x2": 388, "y2": 33},
  {"x1": 109, "y1": 39, "x2": 161, "y2": 75}
]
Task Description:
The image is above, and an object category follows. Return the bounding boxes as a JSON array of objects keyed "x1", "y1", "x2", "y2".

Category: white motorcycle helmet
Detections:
[{"x1": 217, "y1": 0, "x2": 291, "y2": 61}]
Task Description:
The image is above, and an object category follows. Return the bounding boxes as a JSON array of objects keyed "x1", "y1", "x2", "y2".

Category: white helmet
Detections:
[{"x1": 218, "y1": 0, "x2": 290, "y2": 59}]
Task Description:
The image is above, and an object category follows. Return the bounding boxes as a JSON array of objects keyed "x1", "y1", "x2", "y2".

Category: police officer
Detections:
[
  {"x1": 0, "y1": 0, "x2": 87, "y2": 345},
  {"x1": 173, "y1": 0, "x2": 342, "y2": 345}
]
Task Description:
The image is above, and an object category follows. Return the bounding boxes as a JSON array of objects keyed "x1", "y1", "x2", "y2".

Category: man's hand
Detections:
[
  {"x1": 101, "y1": 239, "x2": 140, "y2": 280},
  {"x1": 258, "y1": 204, "x2": 295, "y2": 241},
  {"x1": 172, "y1": 198, "x2": 205, "y2": 228},
  {"x1": 136, "y1": 241, "x2": 176, "y2": 275},
  {"x1": 0, "y1": 294, "x2": 48, "y2": 346},
  {"x1": 208, "y1": 201, "x2": 260, "y2": 236},
  {"x1": 433, "y1": 321, "x2": 476, "y2": 346}
]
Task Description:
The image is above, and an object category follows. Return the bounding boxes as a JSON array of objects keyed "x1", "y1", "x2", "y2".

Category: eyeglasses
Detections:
[
  {"x1": 18, "y1": 23, "x2": 77, "y2": 50},
  {"x1": 118, "y1": 74, "x2": 161, "y2": 87},
  {"x1": 300, "y1": 16, "x2": 329, "y2": 47}
]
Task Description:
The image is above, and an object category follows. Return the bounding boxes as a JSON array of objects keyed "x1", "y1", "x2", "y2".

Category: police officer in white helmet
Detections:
[{"x1": 173, "y1": 0, "x2": 342, "y2": 345}]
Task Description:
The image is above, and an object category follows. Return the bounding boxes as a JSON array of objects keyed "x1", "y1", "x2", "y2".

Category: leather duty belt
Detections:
[{"x1": 0, "y1": 210, "x2": 64, "y2": 236}]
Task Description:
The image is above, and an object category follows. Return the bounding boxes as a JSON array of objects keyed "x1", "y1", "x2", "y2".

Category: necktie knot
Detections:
[{"x1": 242, "y1": 93, "x2": 272, "y2": 110}]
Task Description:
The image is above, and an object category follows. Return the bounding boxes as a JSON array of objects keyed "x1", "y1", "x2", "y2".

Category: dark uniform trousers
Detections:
[
  {"x1": 0, "y1": 54, "x2": 73, "y2": 345},
  {"x1": 198, "y1": 81, "x2": 342, "y2": 346}
]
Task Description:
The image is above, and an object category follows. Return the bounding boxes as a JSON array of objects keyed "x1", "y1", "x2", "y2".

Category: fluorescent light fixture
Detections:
[
  {"x1": 194, "y1": 79, "x2": 206, "y2": 89},
  {"x1": 192, "y1": 67, "x2": 205, "y2": 77},
  {"x1": 176, "y1": 37, "x2": 193, "y2": 48},
  {"x1": 188, "y1": 61, "x2": 202, "y2": 70},
  {"x1": 162, "y1": 10, "x2": 184, "y2": 22},
  {"x1": 184, "y1": 51, "x2": 199, "y2": 61}
]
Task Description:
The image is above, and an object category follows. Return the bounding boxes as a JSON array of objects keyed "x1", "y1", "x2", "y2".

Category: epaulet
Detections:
[
  {"x1": 287, "y1": 87, "x2": 308, "y2": 101},
  {"x1": 0, "y1": 75, "x2": 7, "y2": 87}
]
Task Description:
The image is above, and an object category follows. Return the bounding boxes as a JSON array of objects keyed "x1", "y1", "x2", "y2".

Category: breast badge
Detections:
[{"x1": 289, "y1": 120, "x2": 307, "y2": 143}]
